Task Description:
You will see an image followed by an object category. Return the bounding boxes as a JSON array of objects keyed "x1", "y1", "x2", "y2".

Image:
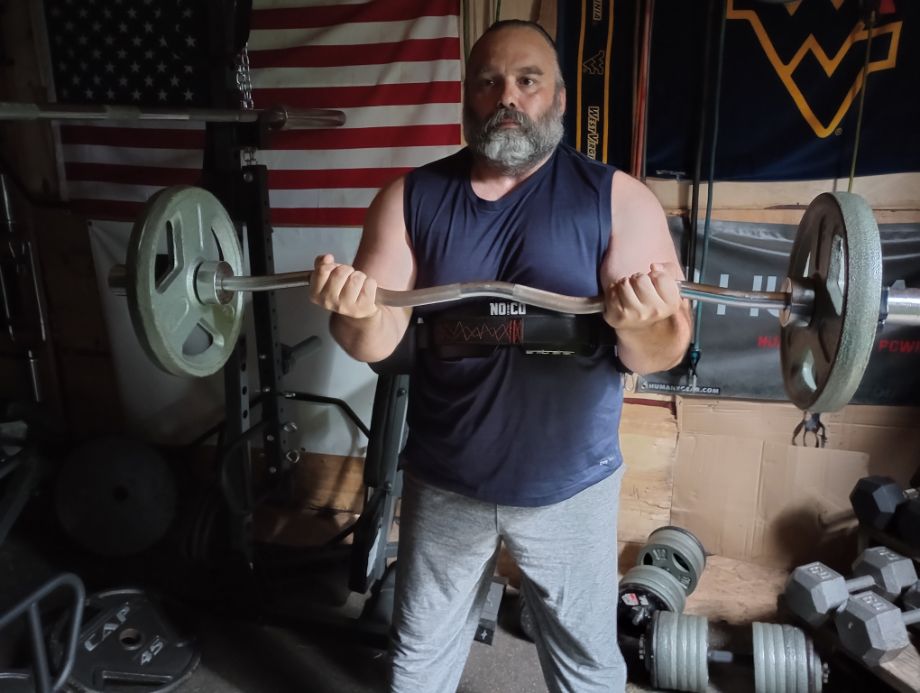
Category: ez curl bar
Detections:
[{"x1": 107, "y1": 186, "x2": 920, "y2": 412}]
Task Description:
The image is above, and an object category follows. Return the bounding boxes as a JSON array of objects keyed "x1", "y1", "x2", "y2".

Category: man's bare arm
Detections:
[
  {"x1": 602, "y1": 171, "x2": 692, "y2": 374},
  {"x1": 310, "y1": 176, "x2": 416, "y2": 363}
]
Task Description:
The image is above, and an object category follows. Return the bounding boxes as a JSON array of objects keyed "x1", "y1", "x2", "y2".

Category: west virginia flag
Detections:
[{"x1": 560, "y1": 0, "x2": 919, "y2": 181}]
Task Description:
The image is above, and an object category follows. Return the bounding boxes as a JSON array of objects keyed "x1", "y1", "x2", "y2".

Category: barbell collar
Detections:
[
  {"x1": 195, "y1": 261, "x2": 235, "y2": 306},
  {"x1": 779, "y1": 277, "x2": 816, "y2": 328}
]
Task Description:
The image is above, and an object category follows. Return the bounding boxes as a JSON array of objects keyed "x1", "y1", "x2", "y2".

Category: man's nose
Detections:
[{"x1": 497, "y1": 81, "x2": 518, "y2": 109}]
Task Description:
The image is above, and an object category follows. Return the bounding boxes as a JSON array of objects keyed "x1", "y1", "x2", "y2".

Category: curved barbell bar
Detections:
[{"x1": 109, "y1": 262, "x2": 920, "y2": 325}]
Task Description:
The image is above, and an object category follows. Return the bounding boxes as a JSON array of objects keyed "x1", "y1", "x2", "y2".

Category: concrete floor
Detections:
[
  {"x1": 0, "y1": 499, "x2": 556, "y2": 693},
  {"x1": 0, "y1": 493, "x2": 890, "y2": 693}
]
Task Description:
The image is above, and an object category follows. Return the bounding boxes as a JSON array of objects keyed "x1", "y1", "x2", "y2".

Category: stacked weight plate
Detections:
[{"x1": 618, "y1": 526, "x2": 707, "y2": 633}]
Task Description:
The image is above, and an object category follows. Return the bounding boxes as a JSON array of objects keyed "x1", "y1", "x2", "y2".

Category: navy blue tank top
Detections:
[{"x1": 402, "y1": 144, "x2": 624, "y2": 506}]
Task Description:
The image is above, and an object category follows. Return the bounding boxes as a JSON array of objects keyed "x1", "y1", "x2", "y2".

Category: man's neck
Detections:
[{"x1": 469, "y1": 149, "x2": 555, "y2": 201}]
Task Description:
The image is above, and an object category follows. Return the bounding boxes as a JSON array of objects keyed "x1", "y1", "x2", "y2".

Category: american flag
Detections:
[{"x1": 46, "y1": 0, "x2": 462, "y2": 227}]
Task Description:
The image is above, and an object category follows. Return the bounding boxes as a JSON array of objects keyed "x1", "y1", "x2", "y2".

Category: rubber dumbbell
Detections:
[
  {"x1": 784, "y1": 546, "x2": 917, "y2": 627},
  {"x1": 835, "y1": 591, "x2": 920, "y2": 667},
  {"x1": 894, "y1": 497, "x2": 920, "y2": 549},
  {"x1": 849, "y1": 476, "x2": 920, "y2": 531}
]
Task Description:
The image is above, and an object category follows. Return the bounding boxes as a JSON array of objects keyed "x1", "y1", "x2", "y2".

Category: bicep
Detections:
[
  {"x1": 603, "y1": 171, "x2": 683, "y2": 285},
  {"x1": 352, "y1": 176, "x2": 416, "y2": 291}
]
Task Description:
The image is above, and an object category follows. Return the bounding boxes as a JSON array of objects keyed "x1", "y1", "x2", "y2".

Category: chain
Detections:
[
  {"x1": 236, "y1": 44, "x2": 255, "y2": 110},
  {"x1": 235, "y1": 44, "x2": 257, "y2": 165}
]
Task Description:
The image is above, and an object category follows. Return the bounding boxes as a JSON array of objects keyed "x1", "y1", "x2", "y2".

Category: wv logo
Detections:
[
  {"x1": 582, "y1": 50, "x2": 606, "y2": 76},
  {"x1": 727, "y1": 0, "x2": 902, "y2": 137}
]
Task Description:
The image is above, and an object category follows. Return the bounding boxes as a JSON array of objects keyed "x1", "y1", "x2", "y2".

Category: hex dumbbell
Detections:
[
  {"x1": 894, "y1": 497, "x2": 920, "y2": 549},
  {"x1": 849, "y1": 476, "x2": 920, "y2": 531},
  {"x1": 902, "y1": 582, "x2": 920, "y2": 612},
  {"x1": 784, "y1": 547, "x2": 917, "y2": 627},
  {"x1": 835, "y1": 591, "x2": 920, "y2": 667}
]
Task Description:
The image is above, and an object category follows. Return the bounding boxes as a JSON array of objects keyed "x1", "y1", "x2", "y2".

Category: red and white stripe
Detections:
[{"x1": 61, "y1": 0, "x2": 462, "y2": 227}]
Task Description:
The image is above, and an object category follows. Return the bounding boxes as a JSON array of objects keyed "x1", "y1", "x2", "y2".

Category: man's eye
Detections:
[{"x1": 520, "y1": 78, "x2": 535, "y2": 87}]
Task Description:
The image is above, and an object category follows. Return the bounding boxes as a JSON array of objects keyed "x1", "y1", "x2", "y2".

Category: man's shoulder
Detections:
[{"x1": 554, "y1": 143, "x2": 618, "y2": 178}]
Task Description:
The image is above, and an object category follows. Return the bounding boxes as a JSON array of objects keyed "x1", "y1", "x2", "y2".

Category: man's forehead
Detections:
[{"x1": 468, "y1": 26, "x2": 557, "y2": 70}]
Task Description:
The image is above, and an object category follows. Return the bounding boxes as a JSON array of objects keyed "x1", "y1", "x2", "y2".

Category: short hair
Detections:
[
  {"x1": 467, "y1": 20, "x2": 564, "y2": 88},
  {"x1": 475, "y1": 19, "x2": 557, "y2": 52}
]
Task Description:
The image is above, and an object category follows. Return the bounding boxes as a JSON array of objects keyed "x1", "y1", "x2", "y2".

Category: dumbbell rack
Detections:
[
  {"x1": 855, "y1": 529, "x2": 920, "y2": 691},
  {"x1": 786, "y1": 543, "x2": 920, "y2": 693}
]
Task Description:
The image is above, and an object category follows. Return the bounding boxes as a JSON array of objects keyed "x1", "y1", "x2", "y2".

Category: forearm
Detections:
[
  {"x1": 616, "y1": 306, "x2": 692, "y2": 375},
  {"x1": 329, "y1": 306, "x2": 409, "y2": 363}
]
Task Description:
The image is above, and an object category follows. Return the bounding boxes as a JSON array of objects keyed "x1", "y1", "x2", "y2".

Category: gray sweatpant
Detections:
[{"x1": 388, "y1": 466, "x2": 626, "y2": 693}]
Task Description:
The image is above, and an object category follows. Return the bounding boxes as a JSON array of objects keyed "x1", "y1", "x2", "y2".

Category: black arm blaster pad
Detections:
[{"x1": 371, "y1": 302, "x2": 625, "y2": 374}]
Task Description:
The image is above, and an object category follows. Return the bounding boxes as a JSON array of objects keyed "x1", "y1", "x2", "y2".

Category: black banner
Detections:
[
  {"x1": 639, "y1": 219, "x2": 920, "y2": 406},
  {"x1": 558, "y1": 0, "x2": 920, "y2": 180},
  {"x1": 557, "y1": 0, "x2": 637, "y2": 168}
]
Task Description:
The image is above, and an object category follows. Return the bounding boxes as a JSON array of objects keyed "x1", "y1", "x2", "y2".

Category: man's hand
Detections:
[
  {"x1": 603, "y1": 262, "x2": 684, "y2": 332},
  {"x1": 309, "y1": 253, "x2": 380, "y2": 319}
]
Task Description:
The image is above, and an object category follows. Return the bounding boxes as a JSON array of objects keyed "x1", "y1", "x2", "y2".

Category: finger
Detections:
[
  {"x1": 309, "y1": 254, "x2": 338, "y2": 299},
  {"x1": 625, "y1": 274, "x2": 663, "y2": 316},
  {"x1": 604, "y1": 277, "x2": 634, "y2": 324},
  {"x1": 650, "y1": 261, "x2": 683, "y2": 279},
  {"x1": 325, "y1": 263, "x2": 359, "y2": 305},
  {"x1": 649, "y1": 271, "x2": 682, "y2": 307},
  {"x1": 357, "y1": 275, "x2": 379, "y2": 315},
  {"x1": 340, "y1": 270, "x2": 369, "y2": 307}
]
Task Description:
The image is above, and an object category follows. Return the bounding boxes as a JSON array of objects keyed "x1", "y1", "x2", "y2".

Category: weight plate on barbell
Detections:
[
  {"x1": 126, "y1": 186, "x2": 244, "y2": 377},
  {"x1": 636, "y1": 526, "x2": 707, "y2": 596},
  {"x1": 648, "y1": 611, "x2": 709, "y2": 693},
  {"x1": 781, "y1": 192, "x2": 881, "y2": 412},
  {"x1": 753, "y1": 621, "x2": 824, "y2": 693}
]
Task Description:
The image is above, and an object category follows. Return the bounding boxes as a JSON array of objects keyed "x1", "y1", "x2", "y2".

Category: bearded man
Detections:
[{"x1": 309, "y1": 20, "x2": 691, "y2": 693}]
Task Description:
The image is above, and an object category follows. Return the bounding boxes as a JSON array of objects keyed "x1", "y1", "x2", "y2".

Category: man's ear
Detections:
[{"x1": 559, "y1": 86, "x2": 566, "y2": 113}]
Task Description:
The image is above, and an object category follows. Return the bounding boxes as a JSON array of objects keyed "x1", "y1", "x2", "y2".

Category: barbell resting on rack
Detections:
[
  {"x1": 107, "y1": 186, "x2": 920, "y2": 412},
  {"x1": 0, "y1": 101, "x2": 346, "y2": 130}
]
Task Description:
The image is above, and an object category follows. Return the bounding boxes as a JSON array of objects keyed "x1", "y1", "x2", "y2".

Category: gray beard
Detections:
[{"x1": 463, "y1": 101, "x2": 564, "y2": 176}]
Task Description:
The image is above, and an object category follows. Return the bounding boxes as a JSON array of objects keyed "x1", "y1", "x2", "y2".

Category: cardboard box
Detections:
[
  {"x1": 618, "y1": 399, "x2": 679, "y2": 543},
  {"x1": 671, "y1": 434, "x2": 875, "y2": 570},
  {"x1": 677, "y1": 398, "x2": 920, "y2": 483}
]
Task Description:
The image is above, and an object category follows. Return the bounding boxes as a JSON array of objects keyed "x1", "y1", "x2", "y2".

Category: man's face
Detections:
[{"x1": 463, "y1": 27, "x2": 566, "y2": 174}]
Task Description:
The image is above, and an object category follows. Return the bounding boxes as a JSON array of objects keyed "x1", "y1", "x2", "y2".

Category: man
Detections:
[{"x1": 310, "y1": 19, "x2": 691, "y2": 693}]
